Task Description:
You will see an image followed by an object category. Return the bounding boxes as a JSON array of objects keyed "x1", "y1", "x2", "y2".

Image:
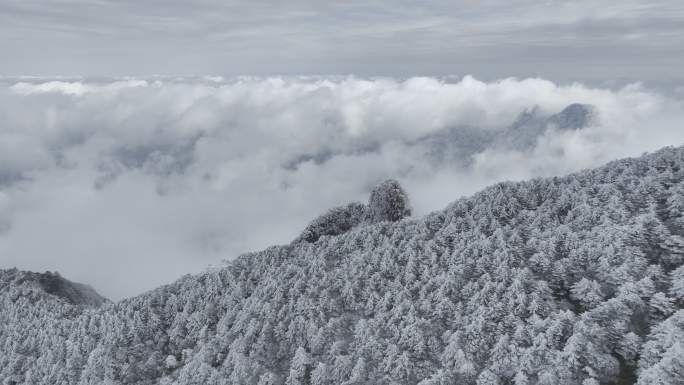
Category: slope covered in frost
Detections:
[
  {"x1": 1, "y1": 146, "x2": 684, "y2": 385},
  {"x1": 0, "y1": 269, "x2": 108, "y2": 308}
]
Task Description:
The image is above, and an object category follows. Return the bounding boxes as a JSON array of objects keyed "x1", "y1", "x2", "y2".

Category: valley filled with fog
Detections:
[{"x1": 1, "y1": 75, "x2": 684, "y2": 298}]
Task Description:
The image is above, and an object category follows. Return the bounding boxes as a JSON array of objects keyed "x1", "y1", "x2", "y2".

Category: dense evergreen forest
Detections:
[{"x1": 1, "y1": 145, "x2": 683, "y2": 385}]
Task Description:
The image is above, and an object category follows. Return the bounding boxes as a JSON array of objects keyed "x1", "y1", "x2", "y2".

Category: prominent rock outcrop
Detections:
[
  {"x1": 368, "y1": 179, "x2": 412, "y2": 222},
  {"x1": 497, "y1": 103, "x2": 597, "y2": 151},
  {"x1": 547, "y1": 103, "x2": 595, "y2": 130},
  {"x1": 295, "y1": 179, "x2": 411, "y2": 243}
]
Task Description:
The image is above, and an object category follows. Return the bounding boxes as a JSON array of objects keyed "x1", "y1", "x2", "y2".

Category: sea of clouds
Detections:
[{"x1": 1, "y1": 75, "x2": 683, "y2": 299}]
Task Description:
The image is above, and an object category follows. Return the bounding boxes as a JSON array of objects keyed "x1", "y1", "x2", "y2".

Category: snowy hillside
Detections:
[
  {"x1": 1, "y1": 146, "x2": 684, "y2": 385},
  {"x1": 0, "y1": 270, "x2": 108, "y2": 308}
]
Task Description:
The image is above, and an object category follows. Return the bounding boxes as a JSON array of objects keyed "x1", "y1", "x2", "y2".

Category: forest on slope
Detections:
[{"x1": 1, "y1": 145, "x2": 683, "y2": 385}]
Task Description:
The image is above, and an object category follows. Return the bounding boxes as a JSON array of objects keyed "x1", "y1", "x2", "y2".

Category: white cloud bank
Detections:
[{"x1": 0, "y1": 75, "x2": 683, "y2": 299}]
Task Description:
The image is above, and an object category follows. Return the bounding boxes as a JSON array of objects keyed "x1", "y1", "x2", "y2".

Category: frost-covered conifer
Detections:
[
  {"x1": 570, "y1": 278, "x2": 604, "y2": 309},
  {"x1": 368, "y1": 179, "x2": 411, "y2": 222},
  {"x1": 286, "y1": 347, "x2": 311, "y2": 385}
]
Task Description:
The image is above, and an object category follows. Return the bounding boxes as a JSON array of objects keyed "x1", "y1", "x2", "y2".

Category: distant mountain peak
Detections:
[
  {"x1": 547, "y1": 103, "x2": 596, "y2": 130},
  {"x1": 496, "y1": 103, "x2": 597, "y2": 151}
]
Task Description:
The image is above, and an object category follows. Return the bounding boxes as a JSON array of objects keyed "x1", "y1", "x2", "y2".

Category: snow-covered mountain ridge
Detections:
[{"x1": 1, "y1": 145, "x2": 684, "y2": 385}]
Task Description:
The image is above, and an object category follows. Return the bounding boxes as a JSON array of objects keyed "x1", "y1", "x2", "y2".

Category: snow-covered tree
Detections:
[{"x1": 368, "y1": 179, "x2": 411, "y2": 222}]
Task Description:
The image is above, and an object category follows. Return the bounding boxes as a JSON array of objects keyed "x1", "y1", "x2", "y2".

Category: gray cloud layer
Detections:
[
  {"x1": 1, "y1": 0, "x2": 684, "y2": 83},
  {"x1": 1, "y1": 75, "x2": 683, "y2": 299}
]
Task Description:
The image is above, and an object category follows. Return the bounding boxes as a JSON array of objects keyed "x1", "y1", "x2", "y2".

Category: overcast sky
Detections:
[
  {"x1": 1, "y1": 0, "x2": 684, "y2": 84},
  {"x1": 1, "y1": 1, "x2": 684, "y2": 299}
]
